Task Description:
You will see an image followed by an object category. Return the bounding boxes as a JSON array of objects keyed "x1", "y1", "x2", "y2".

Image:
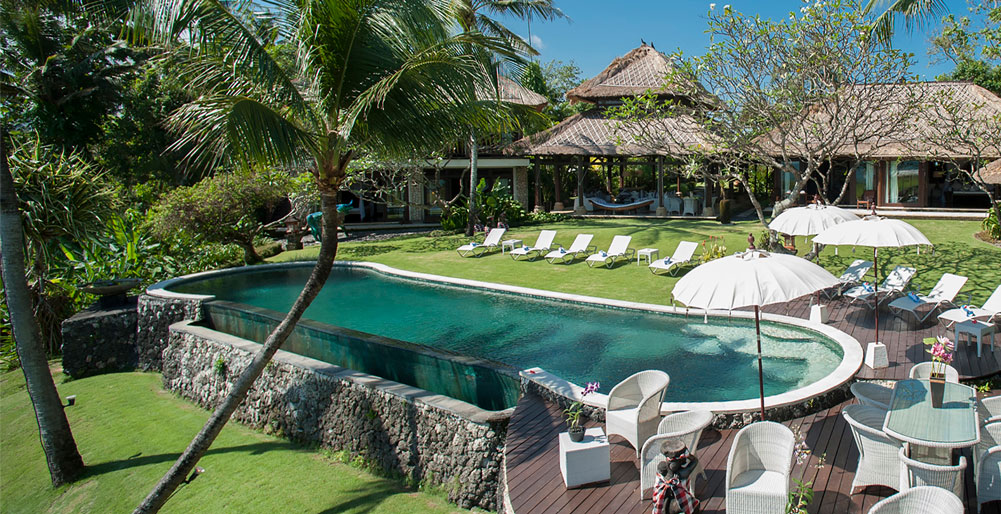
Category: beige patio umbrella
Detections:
[
  {"x1": 813, "y1": 215, "x2": 932, "y2": 347},
  {"x1": 672, "y1": 248, "x2": 840, "y2": 419}
]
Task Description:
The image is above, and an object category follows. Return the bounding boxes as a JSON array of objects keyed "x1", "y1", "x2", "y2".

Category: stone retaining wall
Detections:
[
  {"x1": 60, "y1": 299, "x2": 138, "y2": 378},
  {"x1": 137, "y1": 294, "x2": 203, "y2": 371},
  {"x1": 163, "y1": 321, "x2": 509, "y2": 511}
]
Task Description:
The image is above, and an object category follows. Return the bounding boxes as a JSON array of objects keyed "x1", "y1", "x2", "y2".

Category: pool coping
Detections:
[{"x1": 148, "y1": 260, "x2": 864, "y2": 416}]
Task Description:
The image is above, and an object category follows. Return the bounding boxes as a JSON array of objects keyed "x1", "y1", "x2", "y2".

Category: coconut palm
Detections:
[
  {"x1": 116, "y1": 0, "x2": 527, "y2": 511},
  {"x1": 863, "y1": 0, "x2": 950, "y2": 44}
]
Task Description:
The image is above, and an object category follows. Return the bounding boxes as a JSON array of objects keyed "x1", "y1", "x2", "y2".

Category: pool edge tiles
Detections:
[{"x1": 148, "y1": 260, "x2": 864, "y2": 415}]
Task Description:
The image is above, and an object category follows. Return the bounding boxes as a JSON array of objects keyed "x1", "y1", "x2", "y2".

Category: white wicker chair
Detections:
[
  {"x1": 976, "y1": 421, "x2": 1001, "y2": 513},
  {"x1": 725, "y1": 421, "x2": 794, "y2": 514},
  {"x1": 908, "y1": 362, "x2": 960, "y2": 383},
  {"x1": 867, "y1": 485, "x2": 964, "y2": 514},
  {"x1": 605, "y1": 370, "x2": 670, "y2": 457},
  {"x1": 897, "y1": 446, "x2": 966, "y2": 497},
  {"x1": 980, "y1": 395, "x2": 1001, "y2": 424},
  {"x1": 842, "y1": 404, "x2": 903, "y2": 494},
  {"x1": 851, "y1": 382, "x2": 893, "y2": 410},
  {"x1": 639, "y1": 410, "x2": 714, "y2": 499}
]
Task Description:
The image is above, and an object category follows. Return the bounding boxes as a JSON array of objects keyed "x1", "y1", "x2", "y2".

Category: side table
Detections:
[
  {"x1": 955, "y1": 319, "x2": 995, "y2": 357},
  {"x1": 501, "y1": 239, "x2": 522, "y2": 254},
  {"x1": 558, "y1": 427, "x2": 610, "y2": 488},
  {"x1": 637, "y1": 248, "x2": 659, "y2": 265}
]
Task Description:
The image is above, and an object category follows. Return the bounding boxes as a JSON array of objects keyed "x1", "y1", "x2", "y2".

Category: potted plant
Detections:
[
  {"x1": 923, "y1": 336, "x2": 955, "y2": 407},
  {"x1": 563, "y1": 381, "x2": 600, "y2": 442}
]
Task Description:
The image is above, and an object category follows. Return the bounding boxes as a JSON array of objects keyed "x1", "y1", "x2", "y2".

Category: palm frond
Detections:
[{"x1": 863, "y1": 0, "x2": 949, "y2": 45}]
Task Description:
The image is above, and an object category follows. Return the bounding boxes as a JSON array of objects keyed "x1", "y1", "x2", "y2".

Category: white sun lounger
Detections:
[
  {"x1": 939, "y1": 284, "x2": 1001, "y2": 327},
  {"x1": 585, "y1": 235, "x2": 634, "y2": 268},
  {"x1": 648, "y1": 241, "x2": 699, "y2": 276},
  {"x1": 822, "y1": 259, "x2": 874, "y2": 299},
  {"x1": 888, "y1": 272, "x2": 968, "y2": 323},
  {"x1": 509, "y1": 230, "x2": 557, "y2": 261},
  {"x1": 544, "y1": 234, "x2": 596, "y2": 264},
  {"x1": 843, "y1": 265, "x2": 916, "y2": 309},
  {"x1": 455, "y1": 228, "x2": 506, "y2": 257}
]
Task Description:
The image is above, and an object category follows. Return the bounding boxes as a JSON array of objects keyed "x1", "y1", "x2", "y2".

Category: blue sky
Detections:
[{"x1": 500, "y1": 0, "x2": 982, "y2": 82}]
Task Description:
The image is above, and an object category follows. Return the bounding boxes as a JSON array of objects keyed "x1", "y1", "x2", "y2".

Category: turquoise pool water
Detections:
[{"x1": 171, "y1": 266, "x2": 844, "y2": 403}]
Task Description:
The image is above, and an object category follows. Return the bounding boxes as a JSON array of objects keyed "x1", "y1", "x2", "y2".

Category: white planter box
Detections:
[{"x1": 558, "y1": 427, "x2": 610, "y2": 488}]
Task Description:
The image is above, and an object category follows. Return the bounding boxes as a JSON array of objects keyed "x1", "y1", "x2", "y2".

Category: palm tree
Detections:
[
  {"x1": 451, "y1": 0, "x2": 565, "y2": 234},
  {"x1": 863, "y1": 0, "x2": 949, "y2": 44},
  {"x1": 118, "y1": 0, "x2": 526, "y2": 511}
]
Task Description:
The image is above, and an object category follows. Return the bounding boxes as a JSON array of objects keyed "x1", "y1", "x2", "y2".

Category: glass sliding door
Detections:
[
  {"x1": 884, "y1": 161, "x2": 920, "y2": 205},
  {"x1": 855, "y1": 161, "x2": 875, "y2": 204}
]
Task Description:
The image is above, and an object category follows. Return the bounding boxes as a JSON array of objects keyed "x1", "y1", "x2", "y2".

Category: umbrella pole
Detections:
[
  {"x1": 755, "y1": 305, "x2": 766, "y2": 420},
  {"x1": 873, "y1": 247, "x2": 879, "y2": 345}
]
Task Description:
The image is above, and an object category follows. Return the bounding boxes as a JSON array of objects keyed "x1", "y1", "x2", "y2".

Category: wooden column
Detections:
[
  {"x1": 618, "y1": 157, "x2": 626, "y2": 190},
  {"x1": 553, "y1": 160, "x2": 564, "y2": 211},
  {"x1": 655, "y1": 156, "x2": 667, "y2": 216},
  {"x1": 533, "y1": 160, "x2": 543, "y2": 212},
  {"x1": 573, "y1": 156, "x2": 587, "y2": 215}
]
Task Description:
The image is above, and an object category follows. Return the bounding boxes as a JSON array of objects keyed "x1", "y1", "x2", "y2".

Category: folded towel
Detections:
[
  {"x1": 600, "y1": 251, "x2": 607, "y2": 258},
  {"x1": 907, "y1": 292, "x2": 920, "y2": 302},
  {"x1": 559, "y1": 248, "x2": 566, "y2": 254},
  {"x1": 962, "y1": 305, "x2": 975, "y2": 317},
  {"x1": 664, "y1": 258, "x2": 672, "y2": 264},
  {"x1": 471, "y1": 242, "x2": 478, "y2": 247},
  {"x1": 862, "y1": 282, "x2": 874, "y2": 293}
]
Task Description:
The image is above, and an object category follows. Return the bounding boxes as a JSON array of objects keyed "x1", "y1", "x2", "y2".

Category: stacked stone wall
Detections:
[{"x1": 61, "y1": 299, "x2": 138, "y2": 378}]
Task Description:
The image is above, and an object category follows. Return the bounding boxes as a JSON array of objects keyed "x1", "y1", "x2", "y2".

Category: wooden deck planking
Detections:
[{"x1": 505, "y1": 393, "x2": 1001, "y2": 513}]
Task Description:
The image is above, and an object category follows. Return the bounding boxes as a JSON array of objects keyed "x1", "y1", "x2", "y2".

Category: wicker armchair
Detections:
[
  {"x1": 980, "y1": 394, "x2": 1001, "y2": 423},
  {"x1": 605, "y1": 370, "x2": 670, "y2": 457},
  {"x1": 908, "y1": 362, "x2": 959, "y2": 383},
  {"x1": 851, "y1": 382, "x2": 892, "y2": 410},
  {"x1": 843, "y1": 404, "x2": 903, "y2": 494},
  {"x1": 639, "y1": 410, "x2": 714, "y2": 499},
  {"x1": 725, "y1": 421, "x2": 794, "y2": 514},
  {"x1": 976, "y1": 422, "x2": 1001, "y2": 513},
  {"x1": 897, "y1": 446, "x2": 965, "y2": 497},
  {"x1": 867, "y1": 486, "x2": 963, "y2": 514}
]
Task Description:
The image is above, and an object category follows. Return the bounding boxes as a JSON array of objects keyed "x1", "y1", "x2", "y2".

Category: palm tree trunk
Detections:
[
  {"x1": 0, "y1": 149, "x2": 84, "y2": 486},
  {"x1": 133, "y1": 192, "x2": 342, "y2": 514},
  {"x1": 466, "y1": 129, "x2": 478, "y2": 236}
]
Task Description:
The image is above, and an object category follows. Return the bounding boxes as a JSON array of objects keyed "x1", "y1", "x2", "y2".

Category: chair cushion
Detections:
[
  {"x1": 606, "y1": 406, "x2": 639, "y2": 426},
  {"x1": 729, "y1": 469, "x2": 788, "y2": 495}
]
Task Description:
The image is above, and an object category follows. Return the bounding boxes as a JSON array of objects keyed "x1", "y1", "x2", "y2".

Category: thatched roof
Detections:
[
  {"x1": 478, "y1": 75, "x2": 547, "y2": 109},
  {"x1": 982, "y1": 158, "x2": 1001, "y2": 185},
  {"x1": 759, "y1": 81, "x2": 1001, "y2": 160},
  {"x1": 505, "y1": 108, "x2": 714, "y2": 156},
  {"x1": 566, "y1": 45, "x2": 714, "y2": 106}
]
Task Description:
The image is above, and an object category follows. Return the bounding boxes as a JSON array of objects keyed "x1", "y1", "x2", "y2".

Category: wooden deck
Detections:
[
  {"x1": 505, "y1": 296, "x2": 1001, "y2": 513},
  {"x1": 505, "y1": 393, "x2": 1001, "y2": 513}
]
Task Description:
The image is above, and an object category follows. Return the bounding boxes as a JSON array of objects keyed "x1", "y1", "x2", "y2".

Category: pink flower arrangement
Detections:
[{"x1": 927, "y1": 336, "x2": 955, "y2": 376}]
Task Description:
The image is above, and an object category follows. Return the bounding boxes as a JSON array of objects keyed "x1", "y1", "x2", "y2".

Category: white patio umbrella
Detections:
[
  {"x1": 672, "y1": 248, "x2": 839, "y2": 419},
  {"x1": 769, "y1": 203, "x2": 861, "y2": 237},
  {"x1": 813, "y1": 215, "x2": 932, "y2": 347}
]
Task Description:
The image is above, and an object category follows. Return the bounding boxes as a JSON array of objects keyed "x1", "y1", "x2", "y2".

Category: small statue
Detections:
[
  {"x1": 651, "y1": 439, "x2": 700, "y2": 514},
  {"x1": 747, "y1": 233, "x2": 756, "y2": 250}
]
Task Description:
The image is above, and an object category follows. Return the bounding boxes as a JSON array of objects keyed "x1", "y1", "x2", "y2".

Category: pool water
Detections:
[{"x1": 171, "y1": 266, "x2": 844, "y2": 403}]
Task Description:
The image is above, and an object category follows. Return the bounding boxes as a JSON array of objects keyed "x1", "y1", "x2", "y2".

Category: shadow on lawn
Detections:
[
  {"x1": 80, "y1": 440, "x2": 300, "y2": 478},
  {"x1": 316, "y1": 482, "x2": 414, "y2": 514}
]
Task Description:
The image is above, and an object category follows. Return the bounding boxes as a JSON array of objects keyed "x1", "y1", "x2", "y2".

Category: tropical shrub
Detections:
[
  {"x1": 984, "y1": 205, "x2": 1001, "y2": 240},
  {"x1": 475, "y1": 178, "x2": 525, "y2": 226},
  {"x1": 524, "y1": 210, "x2": 568, "y2": 224},
  {"x1": 150, "y1": 170, "x2": 291, "y2": 264}
]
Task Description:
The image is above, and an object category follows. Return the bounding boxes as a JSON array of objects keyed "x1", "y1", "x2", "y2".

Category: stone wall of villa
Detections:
[
  {"x1": 136, "y1": 294, "x2": 204, "y2": 371},
  {"x1": 162, "y1": 321, "x2": 509, "y2": 511},
  {"x1": 61, "y1": 299, "x2": 138, "y2": 378}
]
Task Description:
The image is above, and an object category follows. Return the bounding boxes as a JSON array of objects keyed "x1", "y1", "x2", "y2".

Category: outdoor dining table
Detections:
[{"x1": 883, "y1": 378, "x2": 980, "y2": 464}]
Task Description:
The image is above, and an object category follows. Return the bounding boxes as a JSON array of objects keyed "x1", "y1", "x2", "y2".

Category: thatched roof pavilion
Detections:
[
  {"x1": 982, "y1": 159, "x2": 1001, "y2": 185},
  {"x1": 507, "y1": 45, "x2": 718, "y2": 214},
  {"x1": 483, "y1": 75, "x2": 548, "y2": 110}
]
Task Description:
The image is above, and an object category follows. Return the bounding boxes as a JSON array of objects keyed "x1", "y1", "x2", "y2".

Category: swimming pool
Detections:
[{"x1": 159, "y1": 262, "x2": 854, "y2": 406}]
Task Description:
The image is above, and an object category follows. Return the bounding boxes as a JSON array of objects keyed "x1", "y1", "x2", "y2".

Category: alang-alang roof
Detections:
[{"x1": 508, "y1": 45, "x2": 716, "y2": 157}]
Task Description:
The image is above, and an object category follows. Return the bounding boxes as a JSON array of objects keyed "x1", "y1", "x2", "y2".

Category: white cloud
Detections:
[{"x1": 529, "y1": 34, "x2": 545, "y2": 50}]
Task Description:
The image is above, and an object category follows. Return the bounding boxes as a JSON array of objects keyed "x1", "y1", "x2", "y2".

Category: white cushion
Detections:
[{"x1": 729, "y1": 468, "x2": 788, "y2": 494}]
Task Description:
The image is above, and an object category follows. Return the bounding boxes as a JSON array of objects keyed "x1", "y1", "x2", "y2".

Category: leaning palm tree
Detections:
[
  {"x1": 120, "y1": 0, "x2": 525, "y2": 512},
  {"x1": 863, "y1": 0, "x2": 950, "y2": 44}
]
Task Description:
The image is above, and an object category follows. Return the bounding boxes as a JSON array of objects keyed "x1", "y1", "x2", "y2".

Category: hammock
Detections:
[{"x1": 588, "y1": 197, "x2": 654, "y2": 212}]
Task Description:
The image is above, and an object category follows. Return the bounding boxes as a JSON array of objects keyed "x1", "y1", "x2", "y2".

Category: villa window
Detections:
[
  {"x1": 780, "y1": 161, "x2": 800, "y2": 196},
  {"x1": 885, "y1": 161, "x2": 920, "y2": 204},
  {"x1": 855, "y1": 161, "x2": 875, "y2": 203}
]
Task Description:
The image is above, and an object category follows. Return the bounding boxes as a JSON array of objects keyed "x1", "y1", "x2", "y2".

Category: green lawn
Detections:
[
  {"x1": 0, "y1": 370, "x2": 468, "y2": 514},
  {"x1": 271, "y1": 218, "x2": 1001, "y2": 306}
]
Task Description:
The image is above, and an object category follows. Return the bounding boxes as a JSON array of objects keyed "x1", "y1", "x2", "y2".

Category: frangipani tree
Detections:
[
  {"x1": 113, "y1": 0, "x2": 528, "y2": 511},
  {"x1": 610, "y1": 0, "x2": 922, "y2": 234}
]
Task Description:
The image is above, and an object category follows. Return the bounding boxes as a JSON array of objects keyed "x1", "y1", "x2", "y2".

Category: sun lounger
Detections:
[
  {"x1": 843, "y1": 265, "x2": 916, "y2": 309},
  {"x1": 648, "y1": 241, "x2": 699, "y2": 276},
  {"x1": 588, "y1": 198, "x2": 654, "y2": 213},
  {"x1": 822, "y1": 259, "x2": 873, "y2": 299},
  {"x1": 888, "y1": 272, "x2": 968, "y2": 323},
  {"x1": 938, "y1": 284, "x2": 1001, "y2": 327},
  {"x1": 455, "y1": 228, "x2": 506, "y2": 257},
  {"x1": 509, "y1": 230, "x2": 557, "y2": 262},
  {"x1": 585, "y1": 235, "x2": 634, "y2": 268},
  {"x1": 544, "y1": 234, "x2": 596, "y2": 264}
]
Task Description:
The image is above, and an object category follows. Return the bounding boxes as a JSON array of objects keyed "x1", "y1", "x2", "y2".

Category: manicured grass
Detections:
[
  {"x1": 271, "y1": 218, "x2": 1001, "y2": 306},
  {"x1": 0, "y1": 369, "x2": 469, "y2": 514}
]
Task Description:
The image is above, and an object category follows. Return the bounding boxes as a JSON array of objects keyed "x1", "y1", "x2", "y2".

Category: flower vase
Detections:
[
  {"x1": 568, "y1": 425, "x2": 585, "y2": 442},
  {"x1": 929, "y1": 373, "x2": 946, "y2": 408}
]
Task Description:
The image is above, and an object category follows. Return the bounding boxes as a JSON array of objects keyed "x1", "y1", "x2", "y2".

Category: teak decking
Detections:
[{"x1": 504, "y1": 296, "x2": 1001, "y2": 513}]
